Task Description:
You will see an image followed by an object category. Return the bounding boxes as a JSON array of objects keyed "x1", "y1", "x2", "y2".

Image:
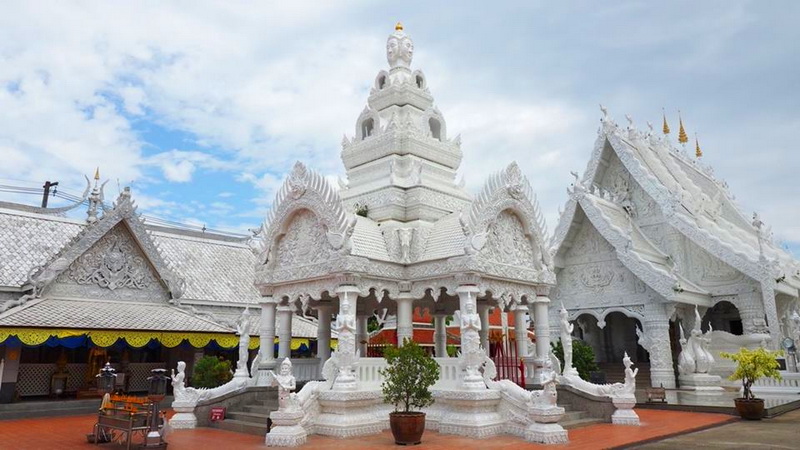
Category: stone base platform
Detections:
[
  {"x1": 314, "y1": 389, "x2": 385, "y2": 438},
  {"x1": 679, "y1": 374, "x2": 724, "y2": 395}
]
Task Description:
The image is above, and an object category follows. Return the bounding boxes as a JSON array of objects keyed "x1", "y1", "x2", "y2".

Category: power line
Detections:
[{"x1": 0, "y1": 181, "x2": 250, "y2": 238}]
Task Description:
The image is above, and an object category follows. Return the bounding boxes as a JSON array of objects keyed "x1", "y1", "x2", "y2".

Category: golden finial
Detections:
[
  {"x1": 395, "y1": 22, "x2": 403, "y2": 31},
  {"x1": 695, "y1": 134, "x2": 703, "y2": 158},
  {"x1": 94, "y1": 167, "x2": 100, "y2": 180},
  {"x1": 662, "y1": 109, "x2": 670, "y2": 135},
  {"x1": 678, "y1": 111, "x2": 688, "y2": 144}
]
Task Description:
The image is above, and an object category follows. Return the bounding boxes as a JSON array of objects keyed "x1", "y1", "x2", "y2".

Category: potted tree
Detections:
[
  {"x1": 720, "y1": 347, "x2": 783, "y2": 420},
  {"x1": 380, "y1": 340, "x2": 440, "y2": 445}
]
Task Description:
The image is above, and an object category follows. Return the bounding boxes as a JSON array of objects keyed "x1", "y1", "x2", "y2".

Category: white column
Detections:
[
  {"x1": 356, "y1": 314, "x2": 369, "y2": 356},
  {"x1": 643, "y1": 303, "x2": 677, "y2": 388},
  {"x1": 478, "y1": 303, "x2": 492, "y2": 355},
  {"x1": 396, "y1": 294, "x2": 414, "y2": 346},
  {"x1": 316, "y1": 304, "x2": 332, "y2": 365},
  {"x1": 277, "y1": 305, "x2": 293, "y2": 360},
  {"x1": 532, "y1": 294, "x2": 551, "y2": 383},
  {"x1": 258, "y1": 297, "x2": 277, "y2": 369},
  {"x1": 433, "y1": 314, "x2": 447, "y2": 357},
  {"x1": 457, "y1": 284, "x2": 484, "y2": 390},
  {"x1": 514, "y1": 304, "x2": 530, "y2": 358}
]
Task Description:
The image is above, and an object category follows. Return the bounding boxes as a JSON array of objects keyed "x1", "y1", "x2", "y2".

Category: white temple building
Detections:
[{"x1": 550, "y1": 111, "x2": 800, "y2": 389}]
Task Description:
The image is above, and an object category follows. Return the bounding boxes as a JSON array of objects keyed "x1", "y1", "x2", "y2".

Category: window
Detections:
[
  {"x1": 377, "y1": 75, "x2": 386, "y2": 90},
  {"x1": 428, "y1": 117, "x2": 441, "y2": 141},
  {"x1": 416, "y1": 74, "x2": 424, "y2": 89},
  {"x1": 361, "y1": 118, "x2": 374, "y2": 139}
]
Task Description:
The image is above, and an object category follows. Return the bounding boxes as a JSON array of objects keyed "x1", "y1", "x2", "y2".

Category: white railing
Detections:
[
  {"x1": 355, "y1": 358, "x2": 387, "y2": 387},
  {"x1": 291, "y1": 358, "x2": 321, "y2": 381},
  {"x1": 432, "y1": 358, "x2": 461, "y2": 390}
]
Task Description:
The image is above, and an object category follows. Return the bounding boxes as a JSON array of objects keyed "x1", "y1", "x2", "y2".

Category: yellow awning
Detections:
[{"x1": 0, "y1": 327, "x2": 332, "y2": 350}]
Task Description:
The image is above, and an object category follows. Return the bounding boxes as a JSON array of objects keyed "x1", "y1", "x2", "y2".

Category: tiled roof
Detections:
[
  {"x1": 418, "y1": 212, "x2": 465, "y2": 261},
  {"x1": 0, "y1": 297, "x2": 232, "y2": 332},
  {"x1": 0, "y1": 210, "x2": 83, "y2": 287},
  {"x1": 0, "y1": 208, "x2": 262, "y2": 304},
  {"x1": 350, "y1": 216, "x2": 392, "y2": 261},
  {"x1": 155, "y1": 232, "x2": 261, "y2": 304}
]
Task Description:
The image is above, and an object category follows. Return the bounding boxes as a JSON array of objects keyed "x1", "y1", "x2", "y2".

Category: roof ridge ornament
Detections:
[
  {"x1": 678, "y1": 111, "x2": 689, "y2": 145},
  {"x1": 662, "y1": 108, "x2": 671, "y2": 135},
  {"x1": 695, "y1": 134, "x2": 703, "y2": 158},
  {"x1": 387, "y1": 22, "x2": 413, "y2": 69}
]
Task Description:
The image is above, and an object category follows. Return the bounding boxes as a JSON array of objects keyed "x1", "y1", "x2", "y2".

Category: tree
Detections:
[
  {"x1": 380, "y1": 340, "x2": 440, "y2": 412},
  {"x1": 721, "y1": 347, "x2": 783, "y2": 400},
  {"x1": 551, "y1": 339, "x2": 599, "y2": 381},
  {"x1": 191, "y1": 356, "x2": 233, "y2": 389}
]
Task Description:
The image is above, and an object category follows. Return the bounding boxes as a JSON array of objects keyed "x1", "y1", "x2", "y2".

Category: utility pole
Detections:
[{"x1": 41, "y1": 181, "x2": 59, "y2": 208}]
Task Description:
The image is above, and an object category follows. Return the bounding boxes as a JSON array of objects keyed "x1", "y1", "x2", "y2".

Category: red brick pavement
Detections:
[{"x1": 0, "y1": 408, "x2": 735, "y2": 449}]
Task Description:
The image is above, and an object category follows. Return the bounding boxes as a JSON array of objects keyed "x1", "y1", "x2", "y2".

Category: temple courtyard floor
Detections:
[{"x1": 2, "y1": 408, "x2": 798, "y2": 449}]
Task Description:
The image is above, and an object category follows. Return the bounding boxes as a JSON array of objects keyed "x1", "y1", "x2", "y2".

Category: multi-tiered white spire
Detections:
[{"x1": 339, "y1": 23, "x2": 470, "y2": 224}]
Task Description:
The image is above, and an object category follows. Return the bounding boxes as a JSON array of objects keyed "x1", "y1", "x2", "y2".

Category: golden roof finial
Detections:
[
  {"x1": 94, "y1": 167, "x2": 100, "y2": 180},
  {"x1": 395, "y1": 22, "x2": 403, "y2": 31},
  {"x1": 678, "y1": 111, "x2": 688, "y2": 144},
  {"x1": 662, "y1": 108, "x2": 670, "y2": 135},
  {"x1": 695, "y1": 134, "x2": 703, "y2": 158}
]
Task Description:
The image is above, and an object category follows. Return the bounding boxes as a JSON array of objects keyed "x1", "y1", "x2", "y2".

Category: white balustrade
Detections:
[{"x1": 290, "y1": 358, "x2": 321, "y2": 381}]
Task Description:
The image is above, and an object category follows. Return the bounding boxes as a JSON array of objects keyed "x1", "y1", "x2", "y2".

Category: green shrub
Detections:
[
  {"x1": 191, "y1": 356, "x2": 233, "y2": 389},
  {"x1": 551, "y1": 339, "x2": 599, "y2": 381},
  {"x1": 380, "y1": 340, "x2": 440, "y2": 412}
]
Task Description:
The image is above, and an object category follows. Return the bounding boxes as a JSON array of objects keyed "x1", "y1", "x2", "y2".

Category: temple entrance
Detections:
[{"x1": 701, "y1": 301, "x2": 743, "y2": 335}]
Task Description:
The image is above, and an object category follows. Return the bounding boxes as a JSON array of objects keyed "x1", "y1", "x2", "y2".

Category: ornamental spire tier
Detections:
[{"x1": 339, "y1": 25, "x2": 470, "y2": 224}]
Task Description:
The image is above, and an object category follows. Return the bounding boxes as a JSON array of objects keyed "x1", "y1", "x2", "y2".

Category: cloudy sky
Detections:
[{"x1": 0, "y1": 1, "x2": 798, "y2": 253}]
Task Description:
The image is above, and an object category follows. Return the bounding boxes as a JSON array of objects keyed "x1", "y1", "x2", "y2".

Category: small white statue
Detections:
[
  {"x1": 235, "y1": 308, "x2": 251, "y2": 376},
  {"x1": 171, "y1": 361, "x2": 187, "y2": 395},
  {"x1": 621, "y1": 352, "x2": 638, "y2": 396},
  {"x1": 269, "y1": 358, "x2": 299, "y2": 412},
  {"x1": 531, "y1": 371, "x2": 559, "y2": 407},
  {"x1": 334, "y1": 299, "x2": 356, "y2": 333},
  {"x1": 559, "y1": 304, "x2": 576, "y2": 376}
]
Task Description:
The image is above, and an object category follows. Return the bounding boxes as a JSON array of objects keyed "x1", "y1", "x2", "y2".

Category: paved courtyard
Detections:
[{"x1": 0, "y1": 409, "x2": 737, "y2": 449}]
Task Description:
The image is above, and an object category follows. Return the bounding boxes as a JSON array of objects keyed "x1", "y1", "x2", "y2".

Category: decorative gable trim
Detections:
[{"x1": 22, "y1": 188, "x2": 185, "y2": 301}]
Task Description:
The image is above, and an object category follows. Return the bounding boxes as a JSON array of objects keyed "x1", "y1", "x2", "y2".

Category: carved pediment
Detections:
[
  {"x1": 48, "y1": 223, "x2": 169, "y2": 302},
  {"x1": 274, "y1": 210, "x2": 334, "y2": 269},
  {"x1": 479, "y1": 210, "x2": 537, "y2": 268}
]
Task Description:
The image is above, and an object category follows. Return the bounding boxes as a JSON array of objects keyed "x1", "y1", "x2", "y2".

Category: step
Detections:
[
  {"x1": 211, "y1": 418, "x2": 269, "y2": 436},
  {"x1": 559, "y1": 410, "x2": 587, "y2": 423},
  {"x1": 560, "y1": 417, "x2": 604, "y2": 430},
  {"x1": 225, "y1": 410, "x2": 271, "y2": 424},
  {"x1": 242, "y1": 405, "x2": 277, "y2": 415}
]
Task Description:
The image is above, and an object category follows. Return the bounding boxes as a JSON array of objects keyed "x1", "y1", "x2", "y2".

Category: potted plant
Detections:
[
  {"x1": 380, "y1": 340, "x2": 440, "y2": 445},
  {"x1": 720, "y1": 347, "x2": 783, "y2": 420}
]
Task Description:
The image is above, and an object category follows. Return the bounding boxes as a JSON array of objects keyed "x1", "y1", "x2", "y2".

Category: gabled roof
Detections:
[
  {"x1": 23, "y1": 188, "x2": 185, "y2": 299},
  {"x1": 575, "y1": 115, "x2": 800, "y2": 294},
  {"x1": 554, "y1": 189, "x2": 710, "y2": 306}
]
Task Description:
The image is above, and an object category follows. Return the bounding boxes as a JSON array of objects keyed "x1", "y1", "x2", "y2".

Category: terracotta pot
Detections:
[
  {"x1": 389, "y1": 411, "x2": 426, "y2": 445},
  {"x1": 734, "y1": 398, "x2": 765, "y2": 420}
]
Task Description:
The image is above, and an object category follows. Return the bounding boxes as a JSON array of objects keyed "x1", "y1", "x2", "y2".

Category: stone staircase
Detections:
[
  {"x1": 558, "y1": 399, "x2": 604, "y2": 429},
  {"x1": 209, "y1": 391, "x2": 278, "y2": 436}
]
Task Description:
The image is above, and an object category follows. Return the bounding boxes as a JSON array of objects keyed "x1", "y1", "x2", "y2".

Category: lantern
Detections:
[
  {"x1": 96, "y1": 362, "x2": 117, "y2": 395},
  {"x1": 144, "y1": 368, "x2": 169, "y2": 448},
  {"x1": 147, "y1": 368, "x2": 168, "y2": 402}
]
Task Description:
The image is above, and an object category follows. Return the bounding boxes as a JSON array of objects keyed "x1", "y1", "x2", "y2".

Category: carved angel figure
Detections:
[
  {"x1": 530, "y1": 371, "x2": 559, "y2": 407},
  {"x1": 171, "y1": 361, "x2": 187, "y2": 395},
  {"x1": 621, "y1": 352, "x2": 638, "y2": 396},
  {"x1": 559, "y1": 304, "x2": 575, "y2": 375},
  {"x1": 235, "y1": 308, "x2": 251, "y2": 374},
  {"x1": 269, "y1": 358, "x2": 299, "y2": 411}
]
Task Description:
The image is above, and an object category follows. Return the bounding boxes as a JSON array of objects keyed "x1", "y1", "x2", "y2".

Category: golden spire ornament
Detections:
[
  {"x1": 678, "y1": 112, "x2": 688, "y2": 144},
  {"x1": 395, "y1": 22, "x2": 403, "y2": 31},
  {"x1": 695, "y1": 135, "x2": 703, "y2": 158},
  {"x1": 94, "y1": 167, "x2": 100, "y2": 180},
  {"x1": 662, "y1": 109, "x2": 670, "y2": 135}
]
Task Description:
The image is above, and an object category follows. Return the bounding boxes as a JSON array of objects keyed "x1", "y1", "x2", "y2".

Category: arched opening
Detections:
[
  {"x1": 377, "y1": 75, "x2": 386, "y2": 90},
  {"x1": 702, "y1": 301, "x2": 743, "y2": 335},
  {"x1": 428, "y1": 117, "x2": 441, "y2": 141},
  {"x1": 361, "y1": 118, "x2": 374, "y2": 140},
  {"x1": 599, "y1": 312, "x2": 646, "y2": 364},
  {"x1": 416, "y1": 74, "x2": 425, "y2": 89}
]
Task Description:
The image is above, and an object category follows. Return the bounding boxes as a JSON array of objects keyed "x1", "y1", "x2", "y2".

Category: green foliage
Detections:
[
  {"x1": 551, "y1": 339, "x2": 599, "y2": 381},
  {"x1": 191, "y1": 356, "x2": 233, "y2": 389},
  {"x1": 354, "y1": 202, "x2": 369, "y2": 217},
  {"x1": 446, "y1": 344, "x2": 458, "y2": 358},
  {"x1": 721, "y1": 347, "x2": 783, "y2": 400},
  {"x1": 380, "y1": 340, "x2": 440, "y2": 412}
]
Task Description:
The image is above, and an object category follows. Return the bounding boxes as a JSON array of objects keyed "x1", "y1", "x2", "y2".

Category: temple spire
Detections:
[
  {"x1": 662, "y1": 109, "x2": 670, "y2": 135},
  {"x1": 695, "y1": 134, "x2": 703, "y2": 158},
  {"x1": 678, "y1": 111, "x2": 688, "y2": 144}
]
